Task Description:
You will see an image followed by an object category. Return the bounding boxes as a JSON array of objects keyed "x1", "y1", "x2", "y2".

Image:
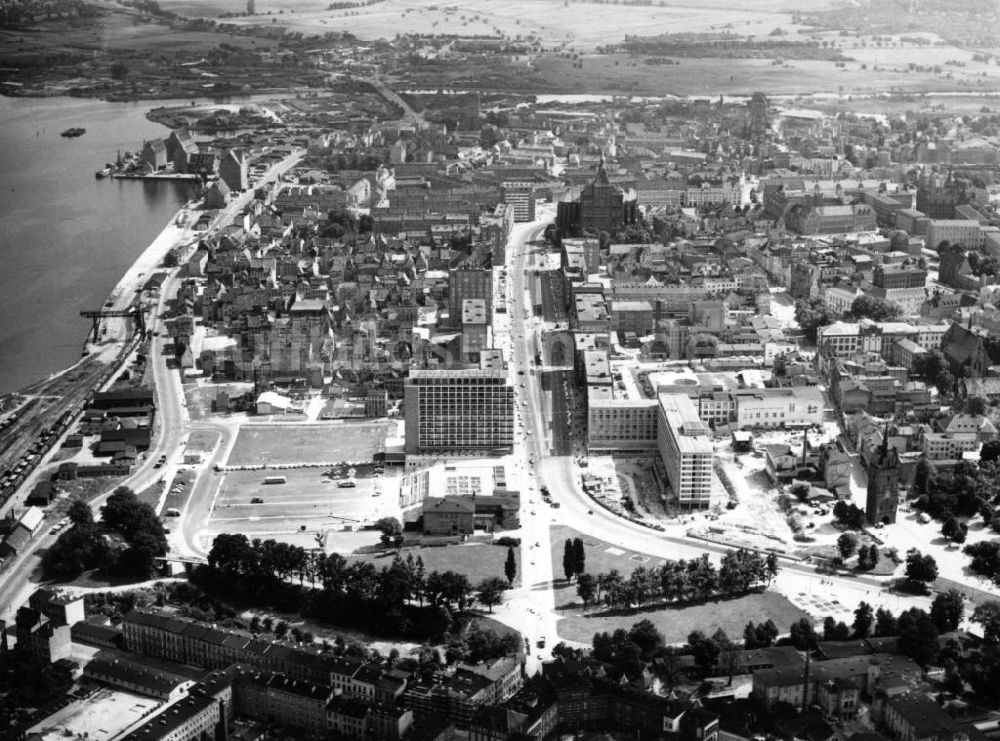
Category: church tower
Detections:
[{"x1": 866, "y1": 426, "x2": 900, "y2": 526}]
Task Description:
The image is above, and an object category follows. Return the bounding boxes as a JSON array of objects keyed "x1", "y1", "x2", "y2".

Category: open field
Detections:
[
  {"x1": 0, "y1": 9, "x2": 276, "y2": 67},
  {"x1": 554, "y1": 588, "x2": 808, "y2": 645},
  {"x1": 159, "y1": 0, "x2": 825, "y2": 48},
  {"x1": 349, "y1": 542, "x2": 521, "y2": 586},
  {"x1": 226, "y1": 422, "x2": 390, "y2": 466}
]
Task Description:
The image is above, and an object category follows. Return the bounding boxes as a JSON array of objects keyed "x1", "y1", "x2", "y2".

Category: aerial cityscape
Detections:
[{"x1": 3, "y1": 0, "x2": 1000, "y2": 740}]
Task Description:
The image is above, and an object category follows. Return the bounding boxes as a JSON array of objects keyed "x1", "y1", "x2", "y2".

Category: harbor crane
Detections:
[{"x1": 80, "y1": 305, "x2": 146, "y2": 343}]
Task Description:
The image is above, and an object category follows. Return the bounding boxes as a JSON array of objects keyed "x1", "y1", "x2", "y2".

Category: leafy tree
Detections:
[
  {"x1": 274, "y1": 620, "x2": 289, "y2": 638},
  {"x1": 789, "y1": 618, "x2": 818, "y2": 650},
  {"x1": 930, "y1": 589, "x2": 964, "y2": 633},
  {"x1": 627, "y1": 619, "x2": 664, "y2": 659},
  {"x1": 972, "y1": 601, "x2": 1000, "y2": 644},
  {"x1": 757, "y1": 619, "x2": 779, "y2": 647},
  {"x1": 713, "y1": 629, "x2": 742, "y2": 684},
  {"x1": 551, "y1": 642, "x2": 584, "y2": 661},
  {"x1": 965, "y1": 396, "x2": 989, "y2": 417},
  {"x1": 67, "y1": 499, "x2": 93, "y2": 526},
  {"x1": 980, "y1": 440, "x2": 1000, "y2": 463},
  {"x1": 687, "y1": 630, "x2": 720, "y2": 674},
  {"x1": 790, "y1": 482, "x2": 811, "y2": 501},
  {"x1": 851, "y1": 294, "x2": 903, "y2": 321},
  {"x1": 905, "y1": 550, "x2": 938, "y2": 588},
  {"x1": 837, "y1": 532, "x2": 859, "y2": 560},
  {"x1": 823, "y1": 617, "x2": 851, "y2": 641},
  {"x1": 765, "y1": 553, "x2": 780, "y2": 585},
  {"x1": 563, "y1": 539, "x2": 575, "y2": 581},
  {"x1": 898, "y1": 608, "x2": 939, "y2": 666},
  {"x1": 576, "y1": 573, "x2": 597, "y2": 607},
  {"x1": 374, "y1": 517, "x2": 404, "y2": 549},
  {"x1": 912, "y1": 349, "x2": 954, "y2": 395},
  {"x1": 853, "y1": 602, "x2": 874, "y2": 638},
  {"x1": 965, "y1": 541, "x2": 1000, "y2": 581},
  {"x1": 110, "y1": 61, "x2": 129, "y2": 80},
  {"x1": 504, "y1": 545, "x2": 517, "y2": 587},
  {"x1": 476, "y1": 577, "x2": 508, "y2": 613},
  {"x1": 941, "y1": 515, "x2": 968, "y2": 544},
  {"x1": 873, "y1": 607, "x2": 897, "y2": 637},
  {"x1": 795, "y1": 298, "x2": 834, "y2": 343},
  {"x1": 833, "y1": 500, "x2": 865, "y2": 529}
]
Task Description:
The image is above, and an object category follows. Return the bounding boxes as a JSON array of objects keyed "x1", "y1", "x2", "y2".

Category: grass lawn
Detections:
[
  {"x1": 555, "y1": 589, "x2": 808, "y2": 645},
  {"x1": 548, "y1": 524, "x2": 808, "y2": 644},
  {"x1": 550, "y1": 525, "x2": 670, "y2": 607},
  {"x1": 227, "y1": 422, "x2": 391, "y2": 465},
  {"x1": 348, "y1": 543, "x2": 520, "y2": 588}
]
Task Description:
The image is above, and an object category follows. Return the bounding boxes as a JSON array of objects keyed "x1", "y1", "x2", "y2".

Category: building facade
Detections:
[{"x1": 404, "y1": 369, "x2": 514, "y2": 454}]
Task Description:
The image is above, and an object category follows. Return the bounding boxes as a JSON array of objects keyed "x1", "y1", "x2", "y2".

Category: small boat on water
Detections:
[
  {"x1": 95, "y1": 165, "x2": 113, "y2": 179},
  {"x1": 61, "y1": 127, "x2": 86, "y2": 138}
]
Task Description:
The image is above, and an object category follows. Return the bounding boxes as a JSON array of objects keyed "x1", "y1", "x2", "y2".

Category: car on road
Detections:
[{"x1": 250, "y1": 497, "x2": 264, "y2": 504}]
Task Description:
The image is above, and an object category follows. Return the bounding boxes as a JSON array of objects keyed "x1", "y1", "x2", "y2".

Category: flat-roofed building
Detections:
[
  {"x1": 404, "y1": 369, "x2": 514, "y2": 454},
  {"x1": 656, "y1": 394, "x2": 714, "y2": 509},
  {"x1": 610, "y1": 300, "x2": 655, "y2": 334},
  {"x1": 501, "y1": 182, "x2": 536, "y2": 223},
  {"x1": 587, "y1": 386, "x2": 659, "y2": 451},
  {"x1": 731, "y1": 387, "x2": 825, "y2": 430}
]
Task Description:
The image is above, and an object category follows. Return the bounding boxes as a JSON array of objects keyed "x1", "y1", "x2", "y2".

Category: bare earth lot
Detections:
[
  {"x1": 226, "y1": 422, "x2": 390, "y2": 466},
  {"x1": 349, "y1": 542, "x2": 521, "y2": 587}
]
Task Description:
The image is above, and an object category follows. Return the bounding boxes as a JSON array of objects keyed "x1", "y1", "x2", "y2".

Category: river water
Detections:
[{"x1": 0, "y1": 96, "x2": 197, "y2": 397}]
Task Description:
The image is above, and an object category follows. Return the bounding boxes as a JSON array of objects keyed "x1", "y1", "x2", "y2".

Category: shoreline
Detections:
[{"x1": 0, "y1": 203, "x2": 196, "y2": 405}]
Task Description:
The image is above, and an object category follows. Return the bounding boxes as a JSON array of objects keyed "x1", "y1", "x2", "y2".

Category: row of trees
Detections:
[
  {"x1": 571, "y1": 594, "x2": 1000, "y2": 690},
  {"x1": 575, "y1": 549, "x2": 780, "y2": 610},
  {"x1": 202, "y1": 534, "x2": 512, "y2": 639},
  {"x1": 43, "y1": 488, "x2": 167, "y2": 580}
]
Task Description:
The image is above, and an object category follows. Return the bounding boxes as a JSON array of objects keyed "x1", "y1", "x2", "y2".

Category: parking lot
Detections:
[
  {"x1": 204, "y1": 466, "x2": 394, "y2": 545},
  {"x1": 209, "y1": 466, "x2": 384, "y2": 534}
]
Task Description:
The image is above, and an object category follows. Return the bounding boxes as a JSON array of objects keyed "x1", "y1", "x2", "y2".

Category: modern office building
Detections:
[
  {"x1": 656, "y1": 394, "x2": 714, "y2": 509},
  {"x1": 501, "y1": 182, "x2": 536, "y2": 223},
  {"x1": 404, "y1": 369, "x2": 514, "y2": 454}
]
